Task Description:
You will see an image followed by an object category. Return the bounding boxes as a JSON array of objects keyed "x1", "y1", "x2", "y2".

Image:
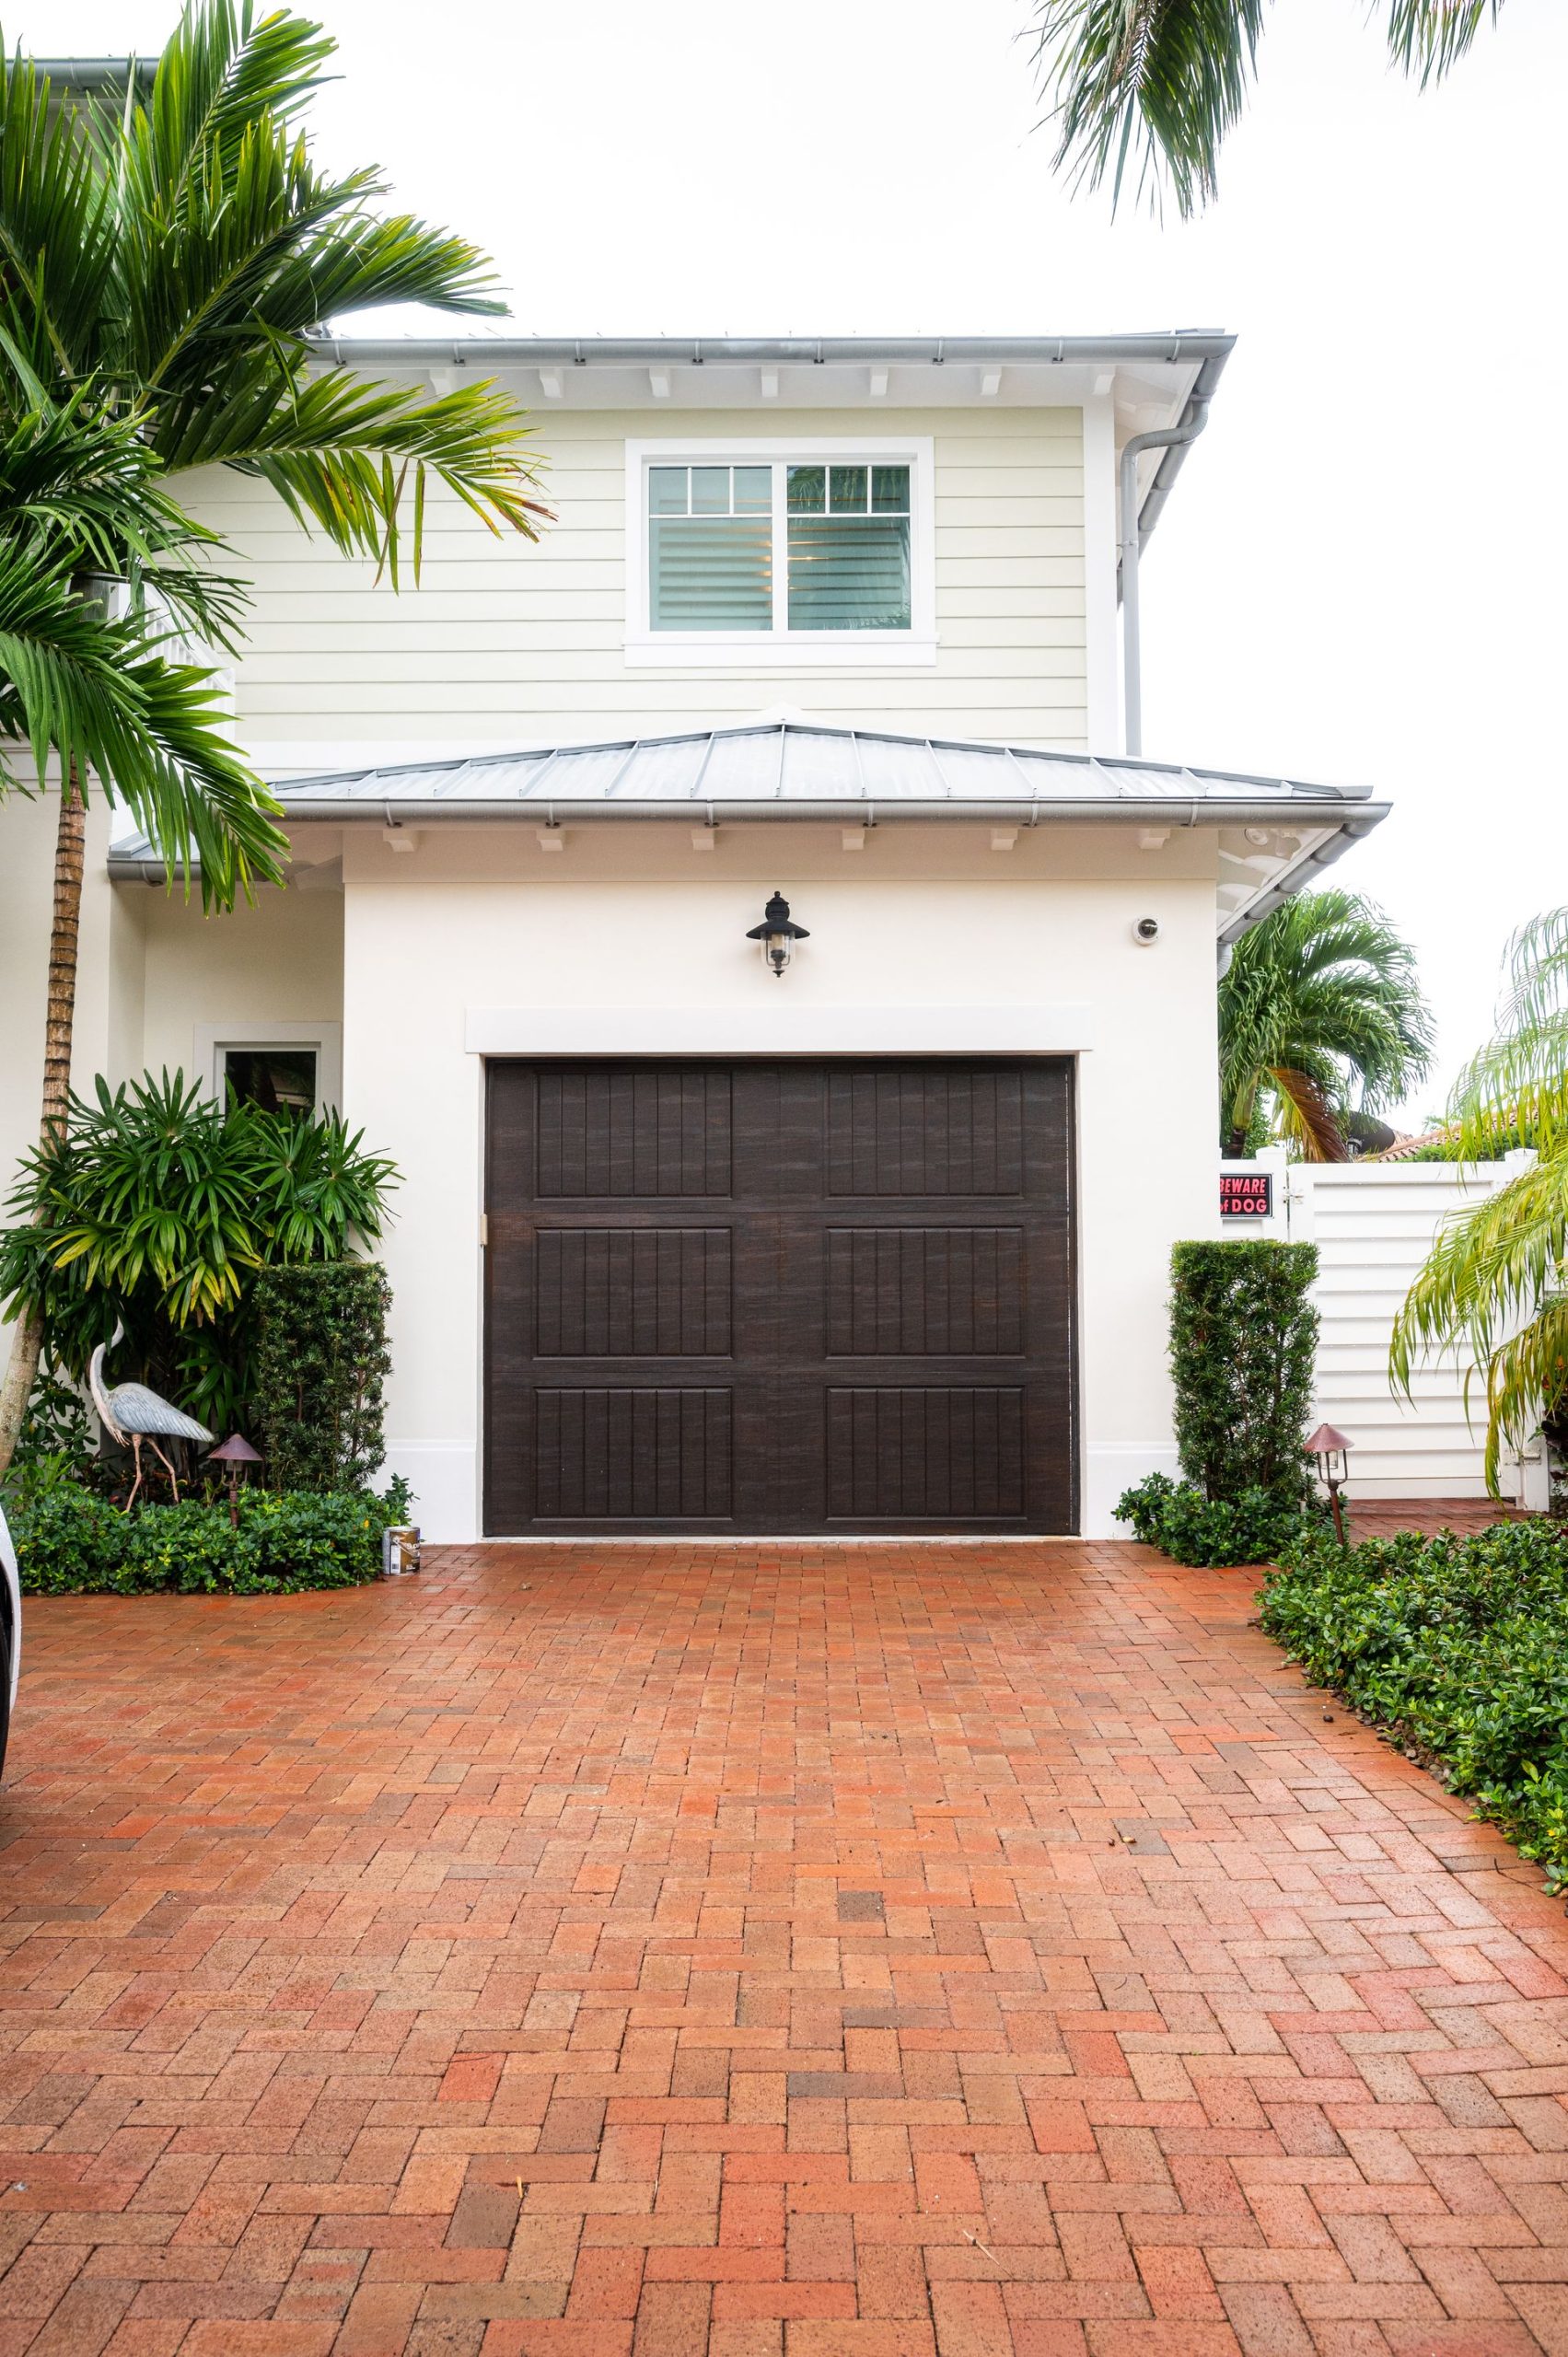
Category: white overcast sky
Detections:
[{"x1": 35, "y1": 0, "x2": 1568, "y2": 1126}]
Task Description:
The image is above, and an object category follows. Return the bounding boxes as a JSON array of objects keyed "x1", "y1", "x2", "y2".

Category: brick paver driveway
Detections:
[{"x1": 3, "y1": 1543, "x2": 1568, "y2": 2357}]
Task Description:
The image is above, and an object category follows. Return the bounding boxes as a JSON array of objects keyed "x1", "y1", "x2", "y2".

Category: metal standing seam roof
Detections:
[
  {"x1": 258, "y1": 720, "x2": 1382, "y2": 825},
  {"x1": 107, "y1": 723, "x2": 1389, "y2": 941}
]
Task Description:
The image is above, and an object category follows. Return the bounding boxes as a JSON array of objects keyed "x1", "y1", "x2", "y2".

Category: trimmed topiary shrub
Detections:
[
  {"x1": 1170, "y1": 1238, "x2": 1319, "y2": 1506},
  {"x1": 1117, "y1": 1237, "x2": 1324, "y2": 1566},
  {"x1": 254, "y1": 1262, "x2": 393, "y2": 1492},
  {"x1": 1261, "y1": 1516, "x2": 1568, "y2": 1889}
]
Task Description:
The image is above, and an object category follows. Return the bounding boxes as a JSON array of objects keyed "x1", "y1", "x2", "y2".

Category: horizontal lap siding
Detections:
[
  {"x1": 1304, "y1": 1166, "x2": 1522, "y2": 1498},
  {"x1": 185, "y1": 406, "x2": 1088, "y2": 751}
]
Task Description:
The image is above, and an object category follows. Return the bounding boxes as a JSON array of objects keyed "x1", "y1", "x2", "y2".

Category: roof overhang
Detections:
[
  {"x1": 309, "y1": 331, "x2": 1233, "y2": 552},
  {"x1": 107, "y1": 720, "x2": 1387, "y2": 943}
]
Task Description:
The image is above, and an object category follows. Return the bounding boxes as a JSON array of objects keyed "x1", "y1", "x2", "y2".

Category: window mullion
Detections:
[{"x1": 772, "y1": 461, "x2": 787, "y2": 638}]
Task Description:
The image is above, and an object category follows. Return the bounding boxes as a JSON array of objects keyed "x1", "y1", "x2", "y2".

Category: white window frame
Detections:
[
  {"x1": 624, "y1": 436, "x2": 937, "y2": 668},
  {"x1": 195, "y1": 1021, "x2": 343, "y2": 1116}
]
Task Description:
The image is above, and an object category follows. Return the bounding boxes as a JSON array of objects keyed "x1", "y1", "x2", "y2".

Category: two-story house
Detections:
[{"x1": 2, "y1": 334, "x2": 1388, "y2": 1539}]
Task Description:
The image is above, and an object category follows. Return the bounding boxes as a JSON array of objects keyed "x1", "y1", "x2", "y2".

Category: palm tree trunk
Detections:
[{"x1": 0, "y1": 762, "x2": 86, "y2": 1476}]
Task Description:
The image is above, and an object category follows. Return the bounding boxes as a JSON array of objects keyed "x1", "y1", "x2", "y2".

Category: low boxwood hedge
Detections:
[
  {"x1": 1116, "y1": 1471, "x2": 1324, "y2": 1567},
  {"x1": 5, "y1": 1480, "x2": 411, "y2": 1596},
  {"x1": 1260, "y1": 1517, "x2": 1568, "y2": 1890}
]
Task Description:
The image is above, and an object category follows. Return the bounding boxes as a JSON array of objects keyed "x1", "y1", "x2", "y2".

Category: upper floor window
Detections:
[{"x1": 626, "y1": 439, "x2": 935, "y2": 668}]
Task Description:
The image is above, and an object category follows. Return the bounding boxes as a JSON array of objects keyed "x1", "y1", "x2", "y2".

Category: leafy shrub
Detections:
[
  {"x1": 15, "y1": 1364, "x2": 96, "y2": 1478},
  {"x1": 1117, "y1": 1471, "x2": 1322, "y2": 1567},
  {"x1": 254, "y1": 1262, "x2": 392, "y2": 1492},
  {"x1": 6, "y1": 1480, "x2": 412, "y2": 1596},
  {"x1": 4, "y1": 1482, "x2": 132, "y2": 1592},
  {"x1": 1169, "y1": 1239, "x2": 1318, "y2": 1508},
  {"x1": 0, "y1": 1071, "x2": 398, "y2": 1440},
  {"x1": 1261, "y1": 1517, "x2": 1568, "y2": 1888}
]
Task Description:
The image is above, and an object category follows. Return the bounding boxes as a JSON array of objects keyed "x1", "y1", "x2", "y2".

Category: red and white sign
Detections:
[{"x1": 1220, "y1": 1172, "x2": 1273, "y2": 1218}]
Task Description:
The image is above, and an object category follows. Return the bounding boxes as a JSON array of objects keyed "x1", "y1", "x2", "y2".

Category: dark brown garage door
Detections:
[{"x1": 483, "y1": 1059, "x2": 1076, "y2": 1535}]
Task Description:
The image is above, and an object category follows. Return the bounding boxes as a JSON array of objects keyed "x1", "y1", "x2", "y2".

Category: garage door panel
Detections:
[
  {"x1": 535, "y1": 1227, "x2": 732, "y2": 1357},
  {"x1": 535, "y1": 1387, "x2": 734, "y2": 1518},
  {"x1": 826, "y1": 1386, "x2": 1027, "y2": 1517},
  {"x1": 535, "y1": 1066, "x2": 732, "y2": 1197},
  {"x1": 827, "y1": 1067, "x2": 1025, "y2": 1196},
  {"x1": 825, "y1": 1227, "x2": 1025, "y2": 1356}
]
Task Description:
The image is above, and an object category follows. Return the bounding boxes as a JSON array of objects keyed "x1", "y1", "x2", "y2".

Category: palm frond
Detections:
[
  {"x1": 1391, "y1": 1144, "x2": 1568, "y2": 1489},
  {"x1": 0, "y1": 49, "x2": 117, "y2": 378},
  {"x1": 1448, "y1": 907, "x2": 1568, "y2": 1156},
  {"x1": 1268, "y1": 1066, "x2": 1350, "y2": 1163},
  {"x1": 129, "y1": 0, "x2": 335, "y2": 207},
  {"x1": 1030, "y1": 0, "x2": 1267, "y2": 216},
  {"x1": 1387, "y1": 0, "x2": 1505, "y2": 87},
  {"x1": 160, "y1": 366, "x2": 550, "y2": 576},
  {"x1": 0, "y1": 530, "x2": 285, "y2": 907},
  {"x1": 1031, "y1": 0, "x2": 1506, "y2": 215}
]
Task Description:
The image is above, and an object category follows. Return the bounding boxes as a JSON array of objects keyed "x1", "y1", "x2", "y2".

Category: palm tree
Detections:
[
  {"x1": 0, "y1": 381, "x2": 286, "y2": 1463},
  {"x1": 0, "y1": 1, "x2": 550, "y2": 1472},
  {"x1": 1030, "y1": 0, "x2": 1505, "y2": 215},
  {"x1": 1393, "y1": 909, "x2": 1568, "y2": 1493},
  {"x1": 1219, "y1": 889, "x2": 1434, "y2": 1161}
]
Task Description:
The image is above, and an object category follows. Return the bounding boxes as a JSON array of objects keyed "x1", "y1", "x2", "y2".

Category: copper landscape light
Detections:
[
  {"x1": 208, "y1": 1432, "x2": 262, "y2": 1525},
  {"x1": 1307, "y1": 1422, "x2": 1353, "y2": 1547}
]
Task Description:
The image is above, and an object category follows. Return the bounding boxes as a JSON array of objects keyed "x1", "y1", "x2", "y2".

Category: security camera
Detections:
[{"x1": 1133, "y1": 915, "x2": 1160, "y2": 945}]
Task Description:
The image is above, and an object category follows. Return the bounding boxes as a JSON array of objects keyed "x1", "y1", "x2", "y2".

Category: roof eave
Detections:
[
  {"x1": 253, "y1": 795, "x2": 1386, "y2": 830},
  {"x1": 302, "y1": 330, "x2": 1237, "y2": 372}
]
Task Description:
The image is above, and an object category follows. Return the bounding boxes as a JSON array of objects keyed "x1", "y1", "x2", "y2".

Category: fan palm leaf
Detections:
[{"x1": 1032, "y1": 0, "x2": 1508, "y2": 215}]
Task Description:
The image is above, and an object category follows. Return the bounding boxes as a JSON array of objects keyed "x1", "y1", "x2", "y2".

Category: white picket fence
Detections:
[{"x1": 1219, "y1": 1147, "x2": 1548, "y2": 1505}]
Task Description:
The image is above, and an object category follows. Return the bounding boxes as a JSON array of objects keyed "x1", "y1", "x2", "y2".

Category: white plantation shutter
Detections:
[{"x1": 649, "y1": 465, "x2": 772, "y2": 631}]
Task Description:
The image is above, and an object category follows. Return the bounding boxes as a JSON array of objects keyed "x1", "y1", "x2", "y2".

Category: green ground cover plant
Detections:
[
  {"x1": 1260, "y1": 1518, "x2": 1568, "y2": 1890},
  {"x1": 4, "y1": 1475, "x2": 412, "y2": 1596}
]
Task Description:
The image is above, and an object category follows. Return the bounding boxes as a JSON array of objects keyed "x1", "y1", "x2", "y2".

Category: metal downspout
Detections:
[{"x1": 1118, "y1": 393, "x2": 1214, "y2": 757}]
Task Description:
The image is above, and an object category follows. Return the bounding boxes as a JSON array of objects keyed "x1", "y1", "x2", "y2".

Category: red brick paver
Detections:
[{"x1": 2, "y1": 1541, "x2": 1567, "y2": 2357}]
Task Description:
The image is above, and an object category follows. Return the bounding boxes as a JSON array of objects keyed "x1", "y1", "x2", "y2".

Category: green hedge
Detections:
[
  {"x1": 7, "y1": 1481, "x2": 410, "y2": 1596},
  {"x1": 254, "y1": 1261, "x2": 392, "y2": 1492},
  {"x1": 1260, "y1": 1518, "x2": 1568, "y2": 1889},
  {"x1": 1170, "y1": 1238, "x2": 1319, "y2": 1507},
  {"x1": 1116, "y1": 1471, "x2": 1323, "y2": 1568}
]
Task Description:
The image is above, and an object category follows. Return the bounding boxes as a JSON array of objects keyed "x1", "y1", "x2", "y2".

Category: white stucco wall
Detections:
[
  {"x1": 335, "y1": 819, "x2": 1221, "y2": 1540},
  {"x1": 129, "y1": 871, "x2": 343, "y2": 1089},
  {"x1": 0, "y1": 793, "x2": 119, "y2": 1214}
]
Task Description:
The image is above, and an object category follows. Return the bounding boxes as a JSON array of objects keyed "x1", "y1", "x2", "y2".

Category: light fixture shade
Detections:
[
  {"x1": 209, "y1": 1432, "x2": 262, "y2": 1464},
  {"x1": 1305, "y1": 1423, "x2": 1352, "y2": 1457}
]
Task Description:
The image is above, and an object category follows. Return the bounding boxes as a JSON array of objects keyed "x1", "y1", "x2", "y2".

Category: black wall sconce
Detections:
[{"x1": 746, "y1": 890, "x2": 809, "y2": 979}]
